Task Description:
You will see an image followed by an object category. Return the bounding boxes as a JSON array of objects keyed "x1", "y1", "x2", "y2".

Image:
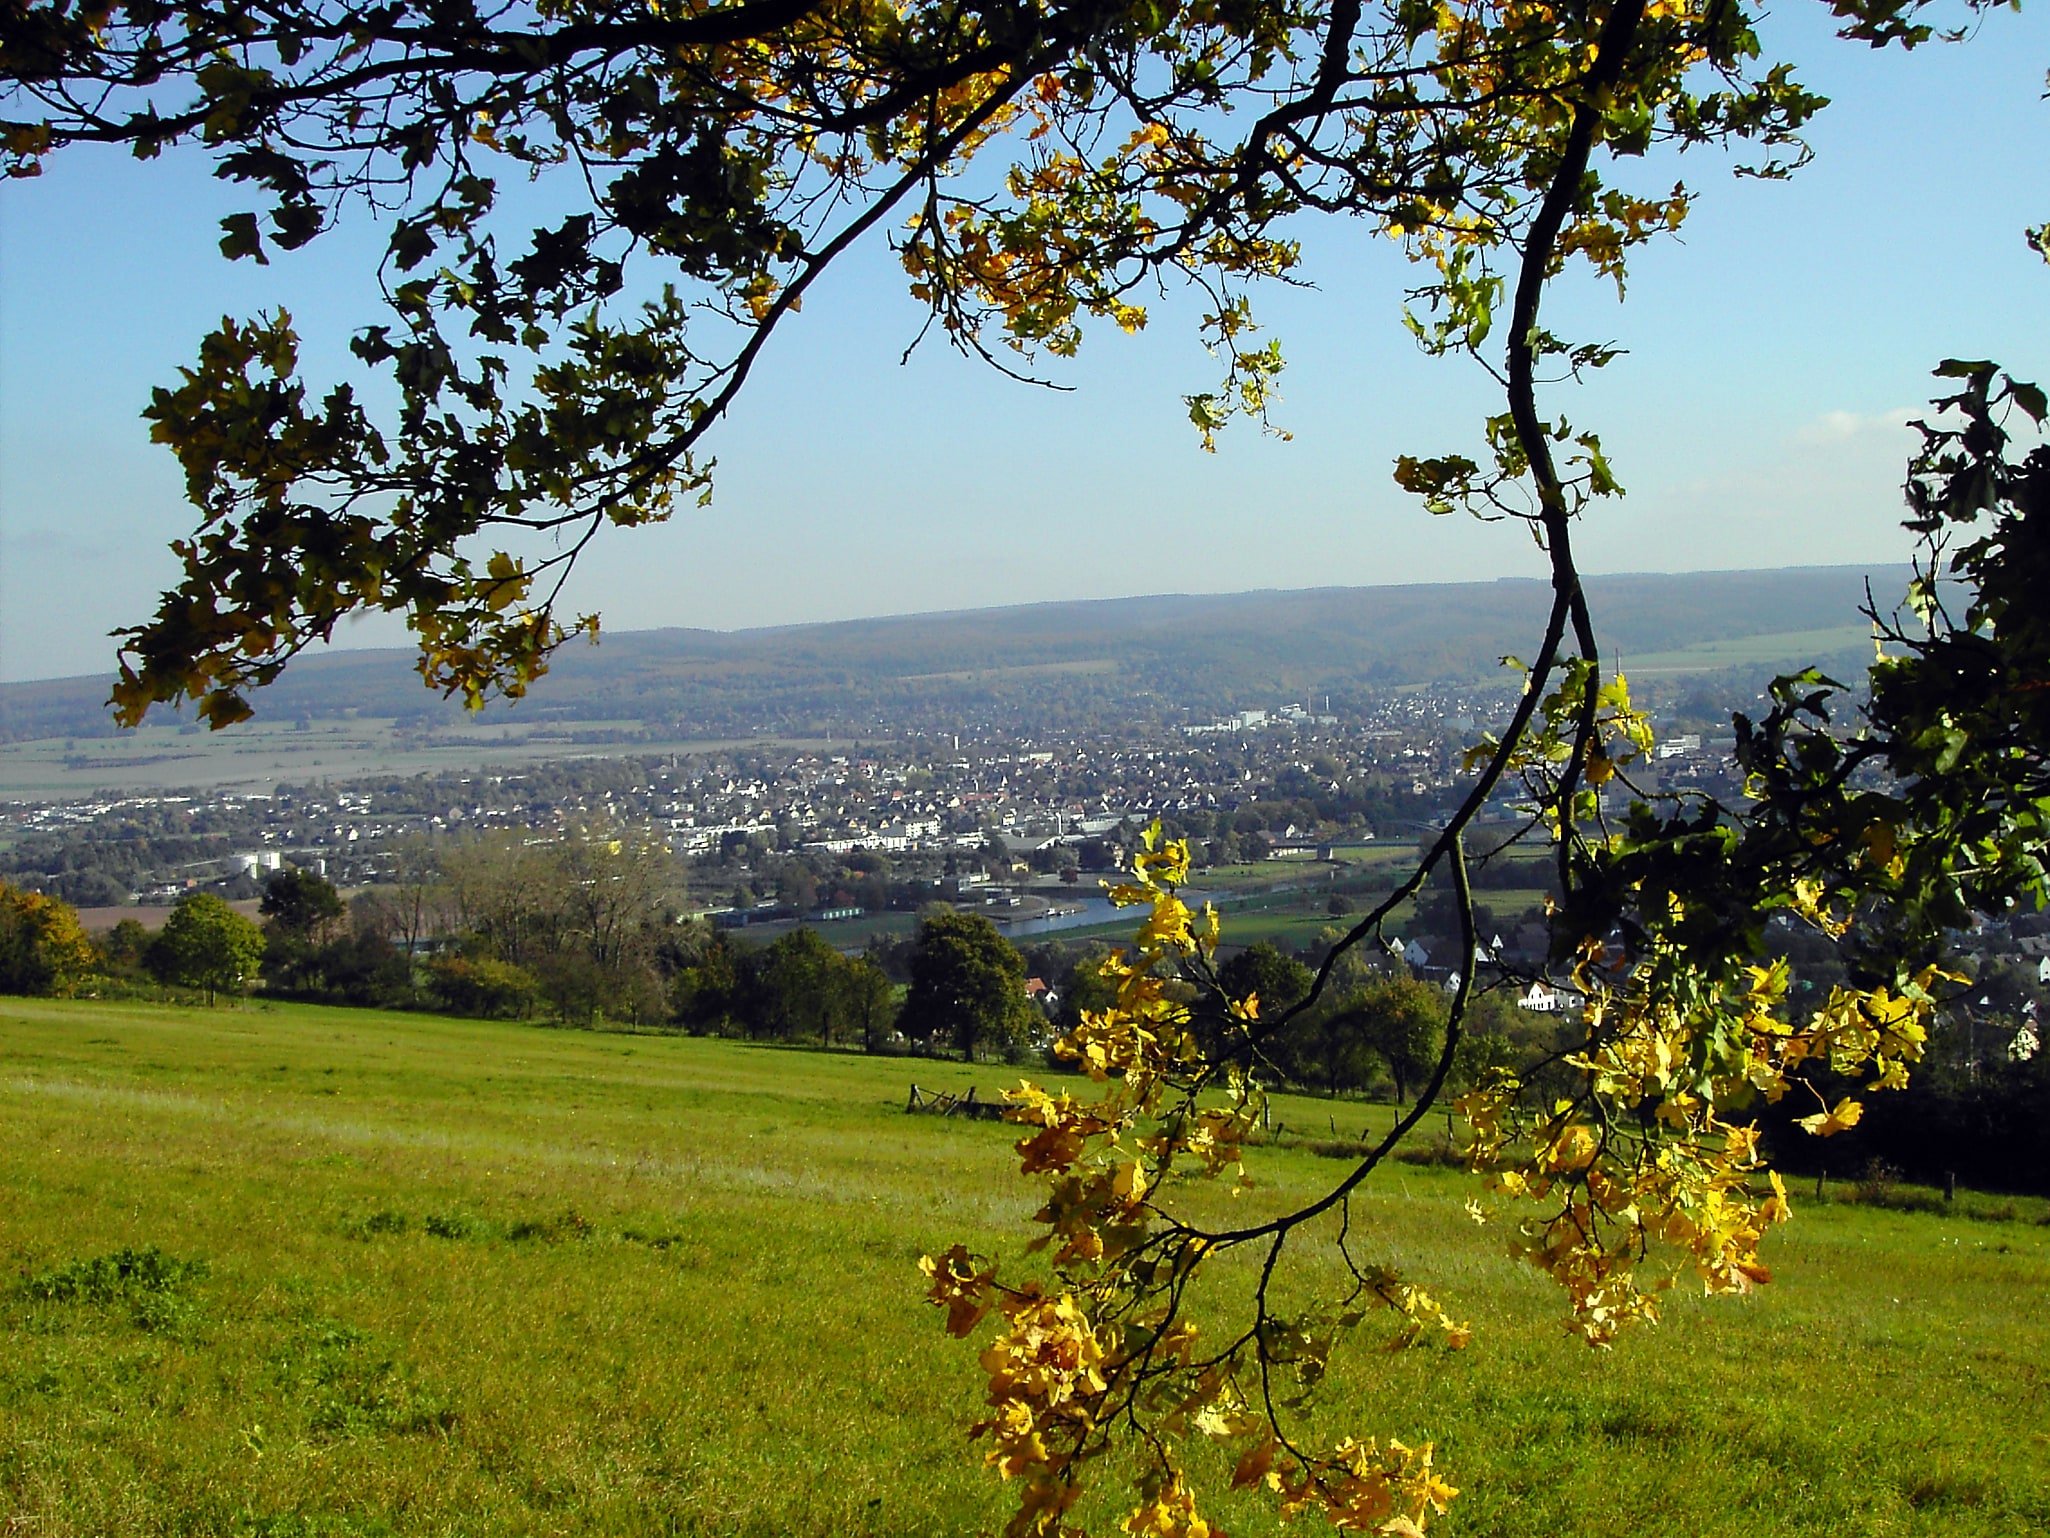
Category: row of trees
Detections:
[
  {"x1": 256, "y1": 830, "x2": 1054, "y2": 1054},
  {"x1": 26, "y1": 864, "x2": 2050, "y2": 1191},
  {"x1": 10, "y1": 846, "x2": 1485, "y2": 1088},
  {"x1": 16, "y1": 851, "x2": 2050, "y2": 1204},
  {"x1": 3, "y1": 847, "x2": 1054, "y2": 1062},
  {"x1": 671, "y1": 927, "x2": 898, "y2": 1048},
  {"x1": 15, "y1": 847, "x2": 2048, "y2": 1188},
  {"x1": 670, "y1": 910, "x2": 1039, "y2": 1057},
  {"x1": 4, "y1": 880, "x2": 268, "y2": 1004},
  {"x1": 253, "y1": 829, "x2": 677, "y2": 1023}
]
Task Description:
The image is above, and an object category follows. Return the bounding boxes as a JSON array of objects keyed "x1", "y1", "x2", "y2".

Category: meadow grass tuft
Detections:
[{"x1": 2, "y1": 996, "x2": 2046, "y2": 1535}]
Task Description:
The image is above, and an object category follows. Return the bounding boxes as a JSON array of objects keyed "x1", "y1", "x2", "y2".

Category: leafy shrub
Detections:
[
  {"x1": 425, "y1": 954, "x2": 539, "y2": 1018},
  {"x1": 274, "y1": 1319, "x2": 458, "y2": 1440},
  {"x1": 22, "y1": 1245, "x2": 207, "y2": 1330},
  {"x1": 505, "y1": 1209, "x2": 591, "y2": 1243},
  {"x1": 1303, "y1": 1137, "x2": 1372, "y2": 1161},
  {"x1": 342, "y1": 1210, "x2": 410, "y2": 1239},
  {"x1": 1843, "y1": 1159, "x2": 1944, "y2": 1213},
  {"x1": 1849, "y1": 1184, "x2": 1949, "y2": 1216}
]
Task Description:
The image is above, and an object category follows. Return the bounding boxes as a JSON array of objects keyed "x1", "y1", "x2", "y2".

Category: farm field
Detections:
[
  {"x1": 0, "y1": 719, "x2": 865, "y2": 800},
  {"x1": 1614, "y1": 624, "x2": 1871, "y2": 678},
  {"x1": 2, "y1": 998, "x2": 2046, "y2": 1537}
]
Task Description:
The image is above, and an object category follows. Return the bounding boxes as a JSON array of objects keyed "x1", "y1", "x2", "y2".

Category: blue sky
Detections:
[{"x1": 2, "y1": 5, "x2": 2046, "y2": 684}]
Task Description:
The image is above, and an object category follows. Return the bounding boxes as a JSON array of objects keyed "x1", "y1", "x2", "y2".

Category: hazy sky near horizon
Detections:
[{"x1": 3, "y1": 4, "x2": 2046, "y2": 685}]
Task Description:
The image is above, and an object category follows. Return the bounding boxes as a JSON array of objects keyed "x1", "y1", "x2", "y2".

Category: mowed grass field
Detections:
[{"x1": 3, "y1": 999, "x2": 2047, "y2": 1537}]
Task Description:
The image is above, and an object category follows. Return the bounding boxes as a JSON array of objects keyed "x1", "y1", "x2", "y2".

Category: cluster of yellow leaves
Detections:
[
  {"x1": 972, "y1": 1277, "x2": 1112, "y2": 1484},
  {"x1": 1270, "y1": 1439, "x2": 1459, "y2": 1536},
  {"x1": 1558, "y1": 186, "x2": 1692, "y2": 291},
  {"x1": 1456, "y1": 939, "x2": 1949, "y2": 1344},
  {"x1": 411, "y1": 602, "x2": 591, "y2": 712},
  {"x1": 922, "y1": 827, "x2": 1462, "y2": 1538},
  {"x1": 1441, "y1": 659, "x2": 1951, "y2": 1345},
  {"x1": 1354, "y1": 1267, "x2": 1474, "y2": 1352},
  {"x1": 1409, "y1": 0, "x2": 1718, "y2": 263},
  {"x1": 902, "y1": 111, "x2": 1292, "y2": 379},
  {"x1": 1771, "y1": 972, "x2": 1944, "y2": 1095}
]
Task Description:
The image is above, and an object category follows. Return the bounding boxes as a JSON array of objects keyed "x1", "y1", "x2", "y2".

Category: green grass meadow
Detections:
[{"x1": 3, "y1": 998, "x2": 2046, "y2": 1536}]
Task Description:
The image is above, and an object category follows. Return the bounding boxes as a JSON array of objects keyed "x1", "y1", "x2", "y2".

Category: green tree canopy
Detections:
[
  {"x1": 775, "y1": 865, "x2": 820, "y2": 916},
  {"x1": 259, "y1": 866, "x2": 345, "y2": 939},
  {"x1": 759, "y1": 926, "x2": 850, "y2": 1042},
  {"x1": 670, "y1": 930, "x2": 746, "y2": 1035},
  {"x1": 148, "y1": 893, "x2": 266, "y2": 1003},
  {"x1": 101, "y1": 917, "x2": 152, "y2": 973},
  {"x1": 899, "y1": 910, "x2": 1034, "y2": 1059},
  {"x1": 1054, "y1": 945, "x2": 1121, "y2": 1032},
  {"x1": 1216, "y1": 942, "x2": 1312, "y2": 1023},
  {"x1": 844, "y1": 956, "x2": 899, "y2": 1053},
  {"x1": 1341, "y1": 973, "x2": 1449, "y2": 1103}
]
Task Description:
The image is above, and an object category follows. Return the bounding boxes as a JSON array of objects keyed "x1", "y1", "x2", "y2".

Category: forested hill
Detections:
[{"x1": 3, "y1": 565, "x2": 1902, "y2": 742}]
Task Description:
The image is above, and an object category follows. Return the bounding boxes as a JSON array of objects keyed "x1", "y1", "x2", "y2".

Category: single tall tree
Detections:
[
  {"x1": 1344, "y1": 974, "x2": 1449, "y2": 1103},
  {"x1": 0, "y1": 882, "x2": 97, "y2": 997},
  {"x1": 259, "y1": 866, "x2": 345, "y2": 941},
  {"x1": 149, "y1": 893, "x2": 267, "y2": 1004},
  {"x1": 899, "y1": 910, "x2": 1034, "y2": 1059}
]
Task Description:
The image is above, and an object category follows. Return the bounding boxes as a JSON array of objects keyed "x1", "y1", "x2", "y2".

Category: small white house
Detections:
[{"x1": 1517, "y1": 981, "x2": 1586, "y2": 1014}]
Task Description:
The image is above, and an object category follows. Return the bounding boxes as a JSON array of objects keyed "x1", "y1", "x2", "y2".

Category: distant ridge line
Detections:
[
  {"x1": 1, "y1": 564, "x2": 1908, "y2": 744},
  {"x1": 6, "y1": 563, "x2": 1892, "y2": 688}
]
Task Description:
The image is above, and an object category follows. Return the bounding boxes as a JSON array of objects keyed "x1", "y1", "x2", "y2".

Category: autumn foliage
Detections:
[
  {"x1": 920, "y1": 767, "x2": 1966, "y2": 1535},
  {"x1": 916, "y1": 348, "x2": 2046, "y2": 1531},
  {"x1": 5, "y1": 0, "x2": 2043, "y2": 1526},
  {"x1": 0, "y1": 880, "x2": 97, "y2": 997},
  {"x1": 925, "y1": 832, "x2": 1464, "y2": 1538}
]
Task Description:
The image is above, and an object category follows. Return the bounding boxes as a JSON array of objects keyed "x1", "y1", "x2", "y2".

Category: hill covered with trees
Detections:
[{"x1": 1, "y1": 565, "x2": 1893, "y2": 743}]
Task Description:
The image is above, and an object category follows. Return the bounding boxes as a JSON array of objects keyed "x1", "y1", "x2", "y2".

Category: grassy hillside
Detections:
[
  {"x1": 2, "y1": 567, "x2": 1902, "y2": 743},
  {"x1": 3, "y1": 997, "x2": 2042, "y2": 1536}
]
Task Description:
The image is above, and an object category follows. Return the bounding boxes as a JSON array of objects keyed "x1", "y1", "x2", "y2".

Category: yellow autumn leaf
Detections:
[{"x1": 1795, "y1": 1097, "x2": 1864, "y2": 1137}]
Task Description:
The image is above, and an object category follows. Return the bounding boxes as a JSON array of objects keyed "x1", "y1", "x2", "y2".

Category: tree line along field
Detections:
[{"x1": 3, "y1": 997, "x2": 2046, "y2": 1537}]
